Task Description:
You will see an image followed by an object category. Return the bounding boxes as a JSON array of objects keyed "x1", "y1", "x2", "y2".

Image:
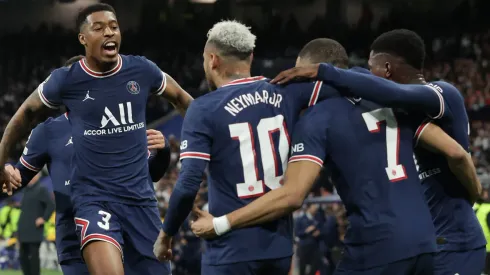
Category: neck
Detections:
[
  {"x1": 85, "y1": 55, "x2": 118, "y2": 72},
  {"x1": 215, "y1": 70, "x2": 251, "y2": 88},
  {"x1": 394, "y1": 68, "x2": 426, "y2": 85},
  {"x1": 404, "y1": 74, "x2": 426, "y2": 85}
]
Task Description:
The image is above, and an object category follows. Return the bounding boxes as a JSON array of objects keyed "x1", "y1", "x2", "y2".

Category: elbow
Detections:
[
  {"x1": 445, "y1": 145, "x2": 467, "y2": 163},
  {"x1": 285, "y1": 192, "x2": 304, "y2": 211},
  {"x1": 475, "y1": 180, "x2": 483, "y2": 199}
]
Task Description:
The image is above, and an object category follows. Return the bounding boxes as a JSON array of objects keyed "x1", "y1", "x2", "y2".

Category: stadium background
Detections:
[{"x1": 1, "y1": 0, "x2": 490, "y2": 274}]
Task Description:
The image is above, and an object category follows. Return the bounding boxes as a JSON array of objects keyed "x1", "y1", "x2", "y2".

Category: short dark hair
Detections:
[
  {"x1": 370, "y1": 29, "x2": 425, "y2": 70},
  {"x1": 64, "y1": 55, "x2": 84, "y2": 67},
  {"x1": 76, "y1": 3, "x2": 116, "y2": 31},
  {"x1": 298, "y1": 38, "x2": 349, "y2": 68}
]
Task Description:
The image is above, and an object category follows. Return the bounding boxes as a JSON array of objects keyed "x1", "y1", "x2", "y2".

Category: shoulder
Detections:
[
  {"x1": 122, "y1": 55, "x2": 156, "y2": 67},
  {"x1": 285, "y1": 80, "x2": 339, "y2": 95},
  {"x1": 47, "y1": 114, "x2": 69, "y2": 129},
  {"x1": 42, "y1": 66, "x2": 70, "y2": 85},
  {"x1": 430, "y1": 81, "x2": 465, "y2": 103},
  {"x1": 296, "y1": 105, "x2": 329, "y2": 130},
  {"x1": 349, "y1": 66, "x2": 371, "y2": 75},
  {"x1": 187, "y1": 98, "x2": 211, "y2": 118},
  {"x1": 283, "y1": 80, "x2": 317, "y2": 91},
  {"x1": 430, "y1": 81, "x2": 460, "y2": 94}
]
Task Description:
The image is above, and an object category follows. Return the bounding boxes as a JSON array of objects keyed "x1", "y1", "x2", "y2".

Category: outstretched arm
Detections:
[
  {"x1": 191, "y1": 109, "x2": 329, "y2": 238},
  {"x1": 191, "y1": 161, "x2": 321, "y2": 239},
  {"x1": 1, "y1": 120, "x2": 51, "y2": 198},
  {"x1": 145, "y1": 58, "x2": 193, "y2": 116},
  {"x1": 228, "y1": 161, "x2": 321, "y2": 229},
  {"x1": 316, "y1": 63, "x2": 445, "y2": 118},
  {"x1": 417, "y1": 123, "x2": 481, "y2": 203},
  {"x1": 271, "y1": 63, "x2": 446, "y2": 119}
]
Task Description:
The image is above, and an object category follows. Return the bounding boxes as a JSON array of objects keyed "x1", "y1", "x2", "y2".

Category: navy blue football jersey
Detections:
[
  {"x1": 37, "y1": 55, "x2": 166, "y2": 208},
  {"x1": 413, "y1": 81, "x2": 486, "y2": 251},
  {"x1": 16, "y1": 113, "x2": 159, "y2": 263},
  {"x1": 17, "y1": 114, "x2": 77, "y2": 263},
  {"x1": 289, "y1": 98, "x2": 436, "y2": 269},
  {"x1": 179, "y1": 76, "x2": 339, "y2": 264}
]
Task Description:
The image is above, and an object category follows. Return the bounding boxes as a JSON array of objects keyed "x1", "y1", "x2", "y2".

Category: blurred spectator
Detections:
[
  {"x1": 0, "y1": 198, "x2": 21, "y2": 240},
  {"x1": 295, "y1": 204, "x2": 323, "y2": 275},
  {"x1": 17, "y1": 173, "x2": 55, "y2": 275}
]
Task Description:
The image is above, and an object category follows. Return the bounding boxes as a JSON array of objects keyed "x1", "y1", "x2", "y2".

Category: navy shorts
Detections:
[
  {"x1": 74, "y1": 201, "x2": 171, "y2": 275},
  {"x1": 434, "y1": 247, "x2": 485, "y2": 275},
  {"x1": 334, "y1": 253, "x2": 434, "y2": 275},
  {"x1": 201, "y1": 256, "x2": 291, "y2": 275}
]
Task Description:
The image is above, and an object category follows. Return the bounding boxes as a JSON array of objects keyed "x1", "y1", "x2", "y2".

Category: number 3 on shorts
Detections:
[{"x1": 97, "y1": 210, "x2": 111, "y2": 230}]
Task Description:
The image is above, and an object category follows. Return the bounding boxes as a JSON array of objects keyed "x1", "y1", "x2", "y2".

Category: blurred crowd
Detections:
[{"x1": 1, "y1": 2, "x2": 490, "y2": 274}]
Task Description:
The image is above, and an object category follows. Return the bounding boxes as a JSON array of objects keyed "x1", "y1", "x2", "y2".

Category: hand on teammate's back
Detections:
[
  {"x1": 190, "y1": 206, "x2": 217, "y2": 239},
  {"x1": 147, "y1": 129, "x2": 166, "y2": 150},
  {"x1": 270, "y1": 64, "x2": 320, "y2": 85}
]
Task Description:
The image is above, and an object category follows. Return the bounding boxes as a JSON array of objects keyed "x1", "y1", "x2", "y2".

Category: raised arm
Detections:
[{"x1": 416, "y1": 123, "x2": 481, "y2": 203}]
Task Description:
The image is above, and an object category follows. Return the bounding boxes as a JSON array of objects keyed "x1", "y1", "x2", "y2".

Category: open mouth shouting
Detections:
[{"x1": 102, "y1": 41, "x2": 118, "y2": 57}]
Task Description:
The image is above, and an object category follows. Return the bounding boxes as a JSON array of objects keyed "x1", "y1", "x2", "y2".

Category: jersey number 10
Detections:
[
  {"x1": 229, "y1": 115, "x2": 290, "y2": 199},
  {"x1": 362, "y1": 108, "x2": 407, "y2": 182}
]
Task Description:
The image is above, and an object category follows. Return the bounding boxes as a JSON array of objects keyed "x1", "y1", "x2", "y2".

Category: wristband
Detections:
[{"x1": 213, "y1": 215, "x2": 231, "y2": 236}]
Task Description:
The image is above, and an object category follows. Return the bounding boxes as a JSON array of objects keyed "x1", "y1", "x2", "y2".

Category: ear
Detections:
[
  {"x1": 210, "y1": 53, "x2": 219, "y2": 70},
  {"x1": 384, "y1": 62, "x2": 392, "y2": 79},
  {"x1": 78, "y1": 33, "x2": 87, "y2": 47}
]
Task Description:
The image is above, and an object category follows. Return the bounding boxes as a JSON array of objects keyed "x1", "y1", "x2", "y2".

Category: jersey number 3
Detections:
[
  {"x1": 229, "y1": 115, "x2": 290, "y2": 198},
  {"x1": 362, "y1": 108, "x2": 407, "y2": 182}
]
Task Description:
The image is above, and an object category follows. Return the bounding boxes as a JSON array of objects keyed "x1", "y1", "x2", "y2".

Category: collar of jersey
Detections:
[
  {"x1": 221, "y1": 76, "x2": 267, "y2": 88},
  {"x1": 79, "y1": 55, "x2": 123, "y2": 78}
]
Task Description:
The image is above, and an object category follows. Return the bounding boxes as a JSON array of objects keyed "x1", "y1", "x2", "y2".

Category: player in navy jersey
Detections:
[
  {"x1": 0, "y1": 56, "x2": 171, "y2": 275},
  {"x1": 154, "y1": 21, "x2": 344, "y2": 275},
  {"x1": 269, "y1": 31, "x2": 485, "y2": 274},
  {"x1": 0, "y1": 4, "x2": 193, "y2": 275},
  {"x1": 2, "y1": 114, "x2": 169, "y2": 274}
]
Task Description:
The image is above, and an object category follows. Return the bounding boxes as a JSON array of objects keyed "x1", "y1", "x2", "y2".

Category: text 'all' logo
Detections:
[{"x1": 101, "y1": 102, "x2": 134, "y2": 128}]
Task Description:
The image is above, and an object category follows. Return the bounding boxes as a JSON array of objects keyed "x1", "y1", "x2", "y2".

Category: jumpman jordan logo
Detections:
[
  {"x1": 66, "y1": 137, "x2": 73, "y2": 146},
  {"x1": 83, "y1": 90, "x2": 95, "y2": 102}
]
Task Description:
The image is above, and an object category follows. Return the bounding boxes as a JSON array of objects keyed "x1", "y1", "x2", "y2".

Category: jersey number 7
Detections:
[
  {"x1": 362, "y1": 108, "x2": 407, "y2": 182},
  {"x1": 229, "y1": 115, "x2": 290, "y2": 199}
]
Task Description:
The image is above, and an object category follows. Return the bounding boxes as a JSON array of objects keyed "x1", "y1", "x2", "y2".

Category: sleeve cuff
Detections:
[
  {"x1": 289, "y1": 154, "x2": 323, "y2": 167},
  {"x1": 154, "y1": 71, "x2": 167, "y2": 96}
]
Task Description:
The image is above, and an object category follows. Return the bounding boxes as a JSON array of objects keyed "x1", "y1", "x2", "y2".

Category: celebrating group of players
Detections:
[{"x1": 0, "y1": 2, "x2": 485, "y2": 275}]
